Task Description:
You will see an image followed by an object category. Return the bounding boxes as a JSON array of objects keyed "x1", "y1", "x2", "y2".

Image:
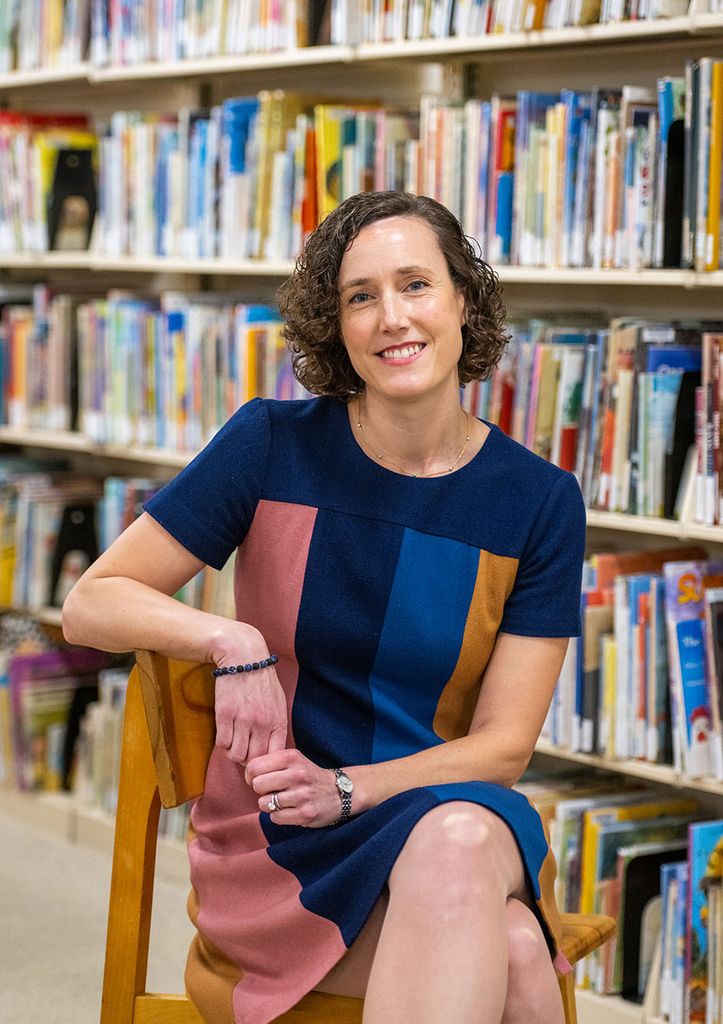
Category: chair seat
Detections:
[{"x1": 559, "y1": 912, "x2": 617, "y2": 966}]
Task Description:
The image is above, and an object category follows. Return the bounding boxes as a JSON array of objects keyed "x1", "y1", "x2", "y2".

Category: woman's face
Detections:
[{"x1": 337, "y1": 216, "x2": 466, "y2": 404}]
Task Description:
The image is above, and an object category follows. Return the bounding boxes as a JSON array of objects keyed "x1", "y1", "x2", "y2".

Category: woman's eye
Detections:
[
  {"x1": 349, "y1": 291, "x2": 372, "y2": 304},
  {"x1": 407, "y1": 280, "x2": 427, "y2": 292}
]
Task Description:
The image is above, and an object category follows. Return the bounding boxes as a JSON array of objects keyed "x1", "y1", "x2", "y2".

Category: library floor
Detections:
[{"x1": 1, "y1": 806, "x2": 193, "y2": 1024}]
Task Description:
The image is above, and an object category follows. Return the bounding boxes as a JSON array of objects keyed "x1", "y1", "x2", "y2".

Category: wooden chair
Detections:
[{"x1": 100, "y1": 651, "x2": 617, "y2": 1024}]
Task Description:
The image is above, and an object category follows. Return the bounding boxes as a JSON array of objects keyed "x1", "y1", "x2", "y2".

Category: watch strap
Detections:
[{"x1": 330, "y1": 767, "x2": 352, "y2": 826}]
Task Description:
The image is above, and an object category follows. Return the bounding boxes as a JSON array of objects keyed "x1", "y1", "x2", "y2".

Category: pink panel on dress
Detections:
[
  {"x1": 233, "y1": 498, "x2": 319, "y2": 750},
  {"x1": 189, "y1": 500, "x2": 348, "y2": 1024},
  {"x1": 189, "y1": 812, "x2": 347, "y2": 1024}
]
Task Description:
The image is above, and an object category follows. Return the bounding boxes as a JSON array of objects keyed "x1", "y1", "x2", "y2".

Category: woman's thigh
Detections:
[
  {"x1": 314, "y1": 802, "x2": 539, "y2": 998},
  {"x1": 314, "y1": 886, "x2": 389, "y2": 998}
]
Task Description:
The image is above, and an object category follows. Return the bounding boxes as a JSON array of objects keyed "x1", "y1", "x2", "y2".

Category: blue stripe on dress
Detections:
[
  {"x1": 370, "y1": 529, "x2": 479, "y2": 762},
  {"x1": 291, "y1": 508, "x2": 404, "y2": 768}
]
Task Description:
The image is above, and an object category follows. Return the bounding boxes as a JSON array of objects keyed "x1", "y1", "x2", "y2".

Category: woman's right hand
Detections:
[{"x1": 211, "y1": 627, "x2": 288, "y2": 764}]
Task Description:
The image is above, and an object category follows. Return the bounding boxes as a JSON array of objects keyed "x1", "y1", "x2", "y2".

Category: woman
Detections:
[{"x1": 63, "y1": 191, "x2": 586, "y2": 1024}]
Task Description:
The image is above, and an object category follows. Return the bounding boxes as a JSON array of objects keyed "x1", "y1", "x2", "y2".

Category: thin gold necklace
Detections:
[{"x1": 355, "y1": 400, "x2": 472, "y2": 478}]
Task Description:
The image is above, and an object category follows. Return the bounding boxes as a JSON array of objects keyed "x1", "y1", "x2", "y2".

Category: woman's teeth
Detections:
[{"x1": 380, "y1": 344, "x2": 424, "y2": 360}]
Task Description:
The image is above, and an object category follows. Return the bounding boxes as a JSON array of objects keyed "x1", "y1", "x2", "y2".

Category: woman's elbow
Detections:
[
  {"x1": 490, "y1": 745, "x2": 533, "y2": 788},
  {"x1": 61, "y1": 580, "x2": 92, "y2": 647}
]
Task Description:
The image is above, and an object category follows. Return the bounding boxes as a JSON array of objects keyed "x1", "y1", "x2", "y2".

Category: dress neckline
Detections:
[{"x1": 335, "y1": 398, "x2": 498, "y2": 483}]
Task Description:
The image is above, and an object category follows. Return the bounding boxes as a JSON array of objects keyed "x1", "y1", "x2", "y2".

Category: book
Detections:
[
  {"x1": 664, "y1": 560, "x2": 723, "y2": 779},
  {"x1": 580, "y1": 796, "x2": 699, "y2": 915},
  {"x1": 687, "y1": 820, "x2": 723, "y2": 1023},
  {"x1": 9, "y1": 648, "x2": 109, "y2": 791},
  {"x1": 703, "y1": 585, "x2": 723, "y2": 780},
  {"x1": 615, "y1": 840, "x2": 687, "y2": 999}
]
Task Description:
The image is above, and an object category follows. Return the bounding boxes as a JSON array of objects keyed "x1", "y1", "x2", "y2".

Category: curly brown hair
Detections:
[{"x1": 276, "y1": 191, "x2": 509, "y2": 399}]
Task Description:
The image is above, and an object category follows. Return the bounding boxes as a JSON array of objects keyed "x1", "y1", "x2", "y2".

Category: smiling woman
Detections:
[{"x1": 62, "y1": 191, "x2": 586, "y2": 1024}]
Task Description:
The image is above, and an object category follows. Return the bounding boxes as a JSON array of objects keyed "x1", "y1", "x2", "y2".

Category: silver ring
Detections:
[{"x1": 267, "y1": 792, "x2": 280, "y2": 813}]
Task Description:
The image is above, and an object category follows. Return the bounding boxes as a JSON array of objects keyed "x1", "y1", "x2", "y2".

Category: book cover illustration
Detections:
[{"x1": 687, "y1": 819, "x2": 723, "y2": 1022}]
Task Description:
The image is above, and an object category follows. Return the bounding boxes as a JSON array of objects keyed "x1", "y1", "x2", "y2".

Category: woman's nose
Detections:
[{"x1": 380, "y1": 293, "x2": 408, "y2": 330}]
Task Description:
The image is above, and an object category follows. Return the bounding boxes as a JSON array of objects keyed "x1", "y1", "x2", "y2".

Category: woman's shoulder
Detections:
[
  {"x1": 483, "y1": 421, "x2": 576, "y2": 493},
  {"x1": 254, "y1": 395, "x2": 335, "y2": 427}
]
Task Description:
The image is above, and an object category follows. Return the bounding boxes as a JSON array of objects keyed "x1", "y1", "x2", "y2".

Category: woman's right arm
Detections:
[{"x1": 62, "y1": 511, "x2": 288, "y2": 762}]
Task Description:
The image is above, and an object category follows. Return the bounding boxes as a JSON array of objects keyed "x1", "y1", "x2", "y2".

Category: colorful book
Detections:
[{"x1": 686, "y1": 820, "x2": 723, "y2": 1023}]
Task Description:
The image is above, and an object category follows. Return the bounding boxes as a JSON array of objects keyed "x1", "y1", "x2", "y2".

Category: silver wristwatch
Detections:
[{"x1": 330, "y1": 768, "x2": 353, "y2": 825}]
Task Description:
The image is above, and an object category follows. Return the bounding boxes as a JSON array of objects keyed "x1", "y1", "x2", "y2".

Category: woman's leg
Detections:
[
  {"x1": 362, "y1": 802, "x2": 524, "y2": 1024},
  {"x1": 500, "y1": 899, "x2": 565, "y2": 1024},
  {"x1": 316, "y1": 801, "x2": 565, "y2": 1024}
]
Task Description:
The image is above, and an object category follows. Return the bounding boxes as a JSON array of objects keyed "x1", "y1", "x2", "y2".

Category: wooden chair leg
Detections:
[
  {"x1": 100, "y1": 670, "x2": 161, "y2": 1024},
  {"x1": 558, "y1": 970, "x2": 577, "y2": 1024}
]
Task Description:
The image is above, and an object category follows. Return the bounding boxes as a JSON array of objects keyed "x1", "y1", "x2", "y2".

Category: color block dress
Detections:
[{"x1": 144, "y1": 395, "x2": 586, "y2": 1024}]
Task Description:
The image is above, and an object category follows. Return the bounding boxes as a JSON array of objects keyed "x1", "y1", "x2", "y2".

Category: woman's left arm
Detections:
[{"x1": 245, "y1": 632, "x2": 569, "y2": 825}]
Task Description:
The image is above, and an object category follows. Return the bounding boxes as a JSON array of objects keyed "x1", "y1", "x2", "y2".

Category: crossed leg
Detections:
[{"x1": 314, "y1": 802, "x2": 565, "y2": 1024}]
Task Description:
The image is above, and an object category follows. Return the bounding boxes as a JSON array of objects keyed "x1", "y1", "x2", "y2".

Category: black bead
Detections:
[
  {"x1": 252, "y1": 662, "x2": 260, "y2": 670},
  {"x1": 228, "y1": 665, "x2": 237, "y2": 673}
]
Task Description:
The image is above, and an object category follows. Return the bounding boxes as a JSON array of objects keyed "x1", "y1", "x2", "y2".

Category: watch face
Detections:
[{"x1": 338, "y1": 775, "x2": 354, "y2": 793}]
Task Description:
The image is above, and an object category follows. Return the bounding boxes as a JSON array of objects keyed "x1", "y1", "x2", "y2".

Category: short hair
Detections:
[{"x1": 276, "y1": 191, "x2": 510, "y2": 399}]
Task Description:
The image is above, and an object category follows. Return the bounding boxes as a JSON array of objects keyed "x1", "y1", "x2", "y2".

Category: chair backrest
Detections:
[{"x1": 134, "y1": 650, "x2": 215, "y2": 808}]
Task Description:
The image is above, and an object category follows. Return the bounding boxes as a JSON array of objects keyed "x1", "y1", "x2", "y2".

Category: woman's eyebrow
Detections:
[{"x1": 339, "y1": 265, "x2": 433, "y2": 293}]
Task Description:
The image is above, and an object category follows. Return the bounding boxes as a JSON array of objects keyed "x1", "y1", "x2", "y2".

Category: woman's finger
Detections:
[
  {"x1": 246, "y1": 729, "x2": 275, "y2": 764},
  {"x1": 215, "y1": 712, "x2": 233, "y2": 750},
  {"x1": 266, "y1": 722, "x2": 288, "y2": 754},
  {"x1": 227, "y1": 720, "x2": 250, "y2": 764},
  {"x1": 259, "y1": 788, "x2": 296, "y2": 813},
  {"x1": 250, "y1": 768, "x2": 296, "y2": 796}
]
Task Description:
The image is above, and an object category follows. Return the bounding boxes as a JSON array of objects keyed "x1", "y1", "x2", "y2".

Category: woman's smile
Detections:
[{"x1": 376, "y1": 342, "x2": 427, "y2": 364}]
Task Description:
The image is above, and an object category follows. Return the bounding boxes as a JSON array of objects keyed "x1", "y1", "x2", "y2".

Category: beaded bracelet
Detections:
[{"x1": 212, "y1": 654, "x2": 279, "y2": 678}]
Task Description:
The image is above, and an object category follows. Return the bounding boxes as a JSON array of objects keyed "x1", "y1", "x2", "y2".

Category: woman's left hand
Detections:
[{"x1": 245, "y1": 748, "x2": 348, "y2": 828}]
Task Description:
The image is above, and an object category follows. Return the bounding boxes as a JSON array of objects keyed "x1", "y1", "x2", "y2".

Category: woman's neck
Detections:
[{"x1": 350, "y1": 388, "x2": 480, "y2": 478}]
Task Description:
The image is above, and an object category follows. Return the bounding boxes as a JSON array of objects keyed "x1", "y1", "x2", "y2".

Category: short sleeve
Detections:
[
  {"x1": 143, "y1": 398, "x2": 271, "y2": 570},
  {"x1": 499, "y1": 471, "x2": 586, "y2": 638}
]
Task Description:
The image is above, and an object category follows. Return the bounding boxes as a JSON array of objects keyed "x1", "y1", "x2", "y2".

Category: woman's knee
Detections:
[
  {"x1": 506, "y1": 899, "x2": 551, "y2": 973},
  {"x1": 389, "y1": 802, "x2": 523, "y2": 907},
  {"x1": 503, "y1": 900, "x2": 564, "y2": 1023}
]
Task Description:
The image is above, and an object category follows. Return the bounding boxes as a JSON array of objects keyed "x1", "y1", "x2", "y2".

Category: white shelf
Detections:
[
  {"x1": 89, "y1": 45, "x2": 355, "y2": 81},
  {"x1": 534, "y1": 740, "x2": 723, "y2": 795},
  {"x1": 5, "y1": 253, "x2": 723, "y2": 286},
  {"x1": 0, "y1": 62, "x2": 89, "y2": 89},
  {"x1": 585, "y1": 510, "x2": 683, "y2": 537},
  {"x1": 0, "y1": 425, "x2": 191, "y2": 467},
  {"x1": 586, "y1": 509, "x2": 723, "y2": 543},
  {"x1": 0, "y1": 252, "x2": 296, "y2": 276}
]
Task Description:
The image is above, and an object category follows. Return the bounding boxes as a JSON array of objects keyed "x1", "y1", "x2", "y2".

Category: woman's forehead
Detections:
[{"x1": 339, "y1": 217, "x2": 445, "y2": 275}]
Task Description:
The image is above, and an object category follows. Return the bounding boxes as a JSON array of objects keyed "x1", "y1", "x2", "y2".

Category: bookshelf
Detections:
[
  {"x1": 2, "y1": 8, "x2": 723, "y2": 1023},
  {"x1": 6, "y1": 251, "x2": 723, "y2": 290}
]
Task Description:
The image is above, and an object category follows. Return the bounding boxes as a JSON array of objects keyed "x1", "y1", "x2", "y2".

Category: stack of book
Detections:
[
  {"x1": 4, "y1": 63, "x2": 723, "y2": 272},
  {"x1": 464, "y1": 317, "x2": 723, "y2": 523},
  {"x1": 520, "y1": 769, "x2": 722, "y2": 1013},
  {"x1": 330, "y1": 0, "x2": 692, "y2": 42},
  {"x1": 545, "y1": 548, "x2": 723, "y2": 785},
  {"x1": 0, "y1": 0, "x2": 89, "y2": 73},
  {"x1": 0, "y1": 112, "x2": 97, "y2": 253},
  {"x1": 76, "y1": 293, "x2": 300, "y2": 449},
  {"x1": 90, "y1": 0, "x2": 328, "y2": 67}
]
